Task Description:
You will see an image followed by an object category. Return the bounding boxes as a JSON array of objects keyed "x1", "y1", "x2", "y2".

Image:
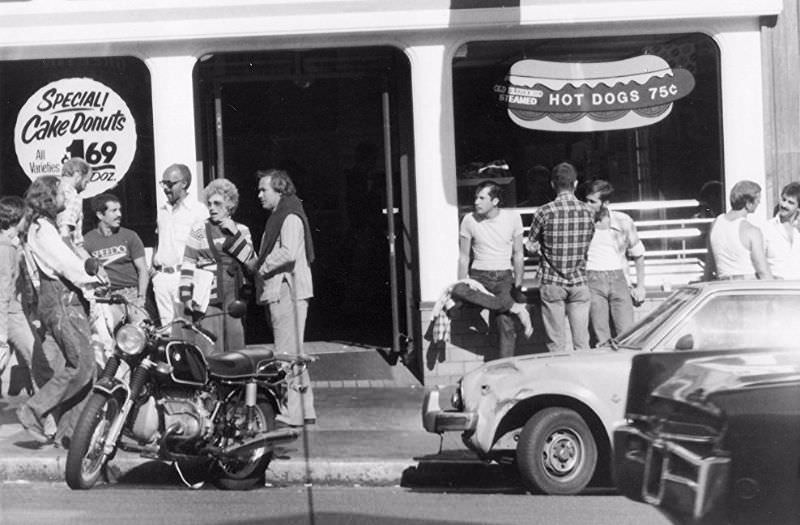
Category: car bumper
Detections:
[
  {"x1": 614, "y1": 425, "x2": 730, "y2": 520},
  {"x1": 421, "y1": 388, "x2": 477, "y2": 434}
]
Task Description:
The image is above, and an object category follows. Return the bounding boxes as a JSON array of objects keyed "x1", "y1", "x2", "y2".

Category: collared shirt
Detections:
[
  {"x1": 26, "y1": 218, "x2": 97, "y2": 287},
  {"x1": 56, "y1": 183, "x2": 84, "y2": 249},
  {"x1": 153, "y1": 196, "x2": 209, "y2": 269},
  {"x1": 762, "y1": 216, "x2": 800, "y2": 279},
  {"x1": 587, "y1": 210, "x2": 645, "y2": 275},
  {"x1": 527, "y1": 193, "x2": 595, "y2": 286},
  {"x1": 257, "y1": 215, "x2": 313, "y2": 304}
]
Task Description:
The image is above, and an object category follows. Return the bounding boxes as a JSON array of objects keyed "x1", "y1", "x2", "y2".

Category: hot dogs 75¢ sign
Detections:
[
  {"x1": 495, "y1": 55, "x2": 695, "y2": 132},
  {"x1": 14, "y1": 77, "x2": 137, "y2": 198}
]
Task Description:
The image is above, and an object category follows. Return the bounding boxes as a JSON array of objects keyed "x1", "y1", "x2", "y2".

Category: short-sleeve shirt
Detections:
[
  {"x1": 460, "y1": 209, "x2": 523, "y2": 271},
  {"x1": 528, "y1": 193, "x2": 595, "y2": 286},
  {"x1": 84, "y1": 227, "x2": 145, "y2": 290},
  {"x1": 153, "y1": 196, "x2": 209, "y2": 269}
]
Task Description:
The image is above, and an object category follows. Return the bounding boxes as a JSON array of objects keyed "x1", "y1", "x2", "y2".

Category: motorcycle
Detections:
[{"x1": 65, "y1": 289, "x2": 312, "y2": 490}]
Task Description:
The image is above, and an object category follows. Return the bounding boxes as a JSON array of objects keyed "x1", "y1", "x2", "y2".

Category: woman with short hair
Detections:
[{"x1": 178, "y1": 178, "x2": 254, "y2": 355}]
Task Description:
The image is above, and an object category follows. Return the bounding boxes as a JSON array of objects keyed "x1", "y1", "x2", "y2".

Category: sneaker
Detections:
[{"x1": 16, "y1": 405, "x2": 51, "y2": 443}]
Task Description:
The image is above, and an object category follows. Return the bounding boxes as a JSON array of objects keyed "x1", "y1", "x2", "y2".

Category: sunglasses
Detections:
[{"x1": 159, "y1": 179, "x2": 183, "y2": 189}]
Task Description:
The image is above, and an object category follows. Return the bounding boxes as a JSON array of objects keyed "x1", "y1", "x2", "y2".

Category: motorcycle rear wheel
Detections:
[
  {"x1": 65, "y1": 393, "x2": 120, "y2": 490},
  {"x1": 214, "y1": 399, "x2": 276, "y2": 490}
]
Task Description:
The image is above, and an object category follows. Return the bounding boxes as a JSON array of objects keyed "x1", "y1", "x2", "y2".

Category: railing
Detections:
[{"x1": 509, "y1": 199, "x2": 713, "y2": 289}]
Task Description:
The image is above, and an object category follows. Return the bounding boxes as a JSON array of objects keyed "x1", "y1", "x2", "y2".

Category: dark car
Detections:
[{"x1": 614, "y1": 350, "x2": 800, "y2": 524}]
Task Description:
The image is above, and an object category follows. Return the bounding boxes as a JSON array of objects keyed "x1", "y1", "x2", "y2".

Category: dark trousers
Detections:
[
  {"x1": 467, "y1": 269, "x2": 517, "y2": 360},
  {"x1": 26, "y1": 278, "x2": 94, "y2": 441}
]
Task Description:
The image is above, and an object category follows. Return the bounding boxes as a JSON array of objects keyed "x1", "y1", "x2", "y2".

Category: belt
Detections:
[
  {"x1": 154, "y1": 265, "x2": 180, "y2": 274},
  {"x1": 717, "y1": 274, "x2": 754, "y2": 281}
]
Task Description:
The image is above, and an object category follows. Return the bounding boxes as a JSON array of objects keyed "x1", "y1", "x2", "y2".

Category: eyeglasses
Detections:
[{"x1": 159, "y1": 179, "x2": 183, "y2": 189}]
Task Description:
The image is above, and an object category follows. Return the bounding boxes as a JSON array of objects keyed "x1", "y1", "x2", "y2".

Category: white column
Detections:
[
  {"x1": 145, "y1": 55, "x2": 202, "y2": 204},
  {"x1": 716, "y1": 26, "x2": 769, "y2": 219},
  {"x1": 408, "y1": 44, "x2": 460, "y2": 303}
]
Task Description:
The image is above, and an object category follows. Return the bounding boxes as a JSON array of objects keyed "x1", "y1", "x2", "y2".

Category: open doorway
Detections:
[{"x1": 196, "y1": 48, "x2": 416, "y2": 356}]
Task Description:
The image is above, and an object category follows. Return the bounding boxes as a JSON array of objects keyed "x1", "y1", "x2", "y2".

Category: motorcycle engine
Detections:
[{"x1": 130, "y1": 390, "x2": 215, "y2": 444}]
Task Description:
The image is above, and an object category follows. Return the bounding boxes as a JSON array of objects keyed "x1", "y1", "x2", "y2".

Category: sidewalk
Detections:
[{"x1": 0, "y1": 345, "x2": 494, "y2": 488}]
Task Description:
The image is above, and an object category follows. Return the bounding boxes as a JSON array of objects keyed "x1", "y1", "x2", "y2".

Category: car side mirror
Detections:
[
  {"x1": 674, "y1": 334, "x2": 694, "y2": 351},
  {"x1": 227, "y1": 300, "x2": 248, "y2": 319}
]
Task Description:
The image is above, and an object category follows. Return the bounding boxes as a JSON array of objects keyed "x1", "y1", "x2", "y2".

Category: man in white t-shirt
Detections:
[
  {"x1": 458, "y1": 181, "x2": 527, "y2": 359},
  {"x1": 763, "y1": 181, "x2": 800, "y2": 280}
]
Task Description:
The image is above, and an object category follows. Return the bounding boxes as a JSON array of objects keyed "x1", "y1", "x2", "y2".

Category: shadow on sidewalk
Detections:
[
  {"x1": 400, "y1": 450, "x2": 525, "y2": 494},
  {"x1": 401, "y1": 450, "x2": 618, "y2": 496}
]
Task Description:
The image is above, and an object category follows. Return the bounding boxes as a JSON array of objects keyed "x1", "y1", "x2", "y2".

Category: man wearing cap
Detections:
[
  {"x1": 527, "y1": 162, "x2": 595, "y2": 352},
  {"x1": 151, "y1": 164, "x2": 208, "y2": 327}
]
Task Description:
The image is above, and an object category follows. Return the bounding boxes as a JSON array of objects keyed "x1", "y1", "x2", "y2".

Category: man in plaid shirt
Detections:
[{"x1": 527, "y1": 162, "x2": 595, "y2": 352}]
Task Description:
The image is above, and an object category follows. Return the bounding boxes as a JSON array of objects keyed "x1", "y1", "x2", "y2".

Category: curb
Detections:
[{"x1": 0, "y1": 454, "x2": 415, "y2": 486}]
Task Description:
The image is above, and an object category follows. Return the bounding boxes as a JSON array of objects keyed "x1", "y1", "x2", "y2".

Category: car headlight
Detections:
[
  {"x1": 451, "y1": 381, "x2": 464, "y2": 410},
  {"x1": 115, "y1": 324, "x2": 146, "y2": 355}
]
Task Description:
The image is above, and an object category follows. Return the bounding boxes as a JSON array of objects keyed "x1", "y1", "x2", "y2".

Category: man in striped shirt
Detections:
[{"x1": 527, "y1": 162, "x2": 595, "y2": 352}]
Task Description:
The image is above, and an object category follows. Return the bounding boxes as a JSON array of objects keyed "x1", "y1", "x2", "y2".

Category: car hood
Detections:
[
  {"x1": 460, "y1": 348, "x2": 637, "y2": 408},
  {"x1": 651, "y1": 351, "x2": 800, "y2": 412}
]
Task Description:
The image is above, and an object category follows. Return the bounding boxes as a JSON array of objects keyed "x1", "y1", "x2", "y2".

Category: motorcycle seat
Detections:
[{"x1": 206, "y1": 348, "x2": 276, "y2": 378}]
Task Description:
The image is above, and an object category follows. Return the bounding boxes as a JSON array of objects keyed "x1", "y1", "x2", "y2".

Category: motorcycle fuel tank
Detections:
[{"x1": 166, "y1": 342, "x2": 209, "y2": 386}]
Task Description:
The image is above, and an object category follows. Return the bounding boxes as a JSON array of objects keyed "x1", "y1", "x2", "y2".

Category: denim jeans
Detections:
[
  {"x1": 540, "y1": 283, "x2": 591, "y2": 352},
  {"x1": 26, "y1": 278, "x2": 94, "y2": 441},
  {"x1": 468, "y1": 269, "x2": 517, "y2": 360},
  {"x1": 588, "y1": 269, "x2": 633, "y2": 345}
]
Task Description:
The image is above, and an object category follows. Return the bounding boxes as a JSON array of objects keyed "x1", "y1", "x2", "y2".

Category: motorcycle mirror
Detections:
[
  {"x1": 84, "y1": 257, "x2": 100, "y2": 276},
  {"x1": 227, "y1": 300, "x2": 248, "y2": 319}
]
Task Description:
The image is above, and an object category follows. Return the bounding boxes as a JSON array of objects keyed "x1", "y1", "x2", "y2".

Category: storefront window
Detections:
[
  {"x1": 0, "y1": 57, "x2": 156, "y2": 245},
  {"x1": 453, "y1": 33, "x2": 722, "y2": 212},
  {"x1": 453, "y1": 34, "x2": 721, "y2": 284}
]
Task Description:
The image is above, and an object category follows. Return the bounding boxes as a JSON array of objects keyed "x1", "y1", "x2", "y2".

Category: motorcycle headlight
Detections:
[{"x1": 115, "y1": 324, "x2": 146, "y2": 355}]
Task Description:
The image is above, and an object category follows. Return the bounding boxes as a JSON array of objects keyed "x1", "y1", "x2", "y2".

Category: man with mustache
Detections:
[{"x1": 762, "y1": 182, "x2": 800, "y2": 279}]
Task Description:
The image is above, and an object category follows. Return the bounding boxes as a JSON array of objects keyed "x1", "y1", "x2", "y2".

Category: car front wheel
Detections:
[{"x1": 516, "y1": 407, "x2": 598, "y2": 495}]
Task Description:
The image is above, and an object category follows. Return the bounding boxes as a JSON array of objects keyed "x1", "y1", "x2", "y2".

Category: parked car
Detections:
[
  {"x1": 422, "y1": 280, "x2": 800, "y2": 495},
  {"x1": 614, "y1": 350, "x2": 800, "y2": 524}
]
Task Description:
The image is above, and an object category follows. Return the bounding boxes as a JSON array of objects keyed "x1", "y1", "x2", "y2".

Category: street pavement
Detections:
[{"x1": 0, "y1": 344, "x2": 491, "y2": 489}]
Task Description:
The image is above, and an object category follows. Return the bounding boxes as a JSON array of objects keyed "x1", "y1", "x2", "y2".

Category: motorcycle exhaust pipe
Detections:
[{"x1": 222, "y1": 427, "x2": 301, "y2": 457}]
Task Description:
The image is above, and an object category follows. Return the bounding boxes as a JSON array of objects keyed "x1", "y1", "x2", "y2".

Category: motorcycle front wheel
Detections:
[
  {"x1": 65, "y1": 393, "x2": 121, "y2": 490},
  {"x1": 214, "y1": 399, "x2": 276, "y2": 490}
]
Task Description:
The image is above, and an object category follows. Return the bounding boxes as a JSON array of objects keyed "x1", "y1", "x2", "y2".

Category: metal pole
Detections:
[{"x1": 382, "y1": 89, "x2": 401, "y2": 356}]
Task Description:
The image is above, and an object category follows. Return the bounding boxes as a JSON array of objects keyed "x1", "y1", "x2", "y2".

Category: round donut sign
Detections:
[{"x1": 14, "y1": 77, "x2": 137, "y2": 198}]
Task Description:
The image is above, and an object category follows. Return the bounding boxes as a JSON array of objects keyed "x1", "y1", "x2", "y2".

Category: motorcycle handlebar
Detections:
[{"x1": 174, "y1": 318, "x2": 218, "y2": 344}]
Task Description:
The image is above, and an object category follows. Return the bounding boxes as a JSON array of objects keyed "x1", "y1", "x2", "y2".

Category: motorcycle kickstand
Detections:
[{"x1": 173, "y1": 461, "x2": 207, "y2": 490}]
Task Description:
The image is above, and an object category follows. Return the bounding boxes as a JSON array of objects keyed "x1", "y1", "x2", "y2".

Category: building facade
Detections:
[{"x1": 0, "y1": 0, "x2": 785, "y2": 384}]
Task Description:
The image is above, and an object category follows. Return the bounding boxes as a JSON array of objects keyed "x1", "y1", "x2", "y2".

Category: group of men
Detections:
[
  {"x1": 4, "y1": 159, "x2": 316, "y2": 444},
  {"x1": 459, "y1": 161, "x2": 624, "y2": 354},
  {"x1": 459, "y1": 163, "x2": 800, "y2": 356},
  {"x1": 705, "y1": 179, "x2": 800, "y2": 281}
]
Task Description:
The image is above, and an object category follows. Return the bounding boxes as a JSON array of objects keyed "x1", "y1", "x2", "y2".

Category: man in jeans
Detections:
[
  {"x1": 527, "y1": 162, "x2": 595, "y2": 352},
  {"x1": 458, "y1": 180, "x2": 527, "y2": 360}
]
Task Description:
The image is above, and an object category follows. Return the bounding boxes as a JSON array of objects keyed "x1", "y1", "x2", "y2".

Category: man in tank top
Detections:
[{"x1": 704, "y1": 180, "x2": 772, "y2": 281}]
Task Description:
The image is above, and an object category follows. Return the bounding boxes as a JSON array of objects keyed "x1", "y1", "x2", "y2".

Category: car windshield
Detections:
[{"x1": 606, "y1": 287, "x2": 700, "y2": 350}]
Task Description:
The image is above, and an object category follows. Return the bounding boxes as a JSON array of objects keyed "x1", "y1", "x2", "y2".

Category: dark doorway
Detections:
[{"x1": 196, "y1": 48, "x2": 416, "y2": 352}]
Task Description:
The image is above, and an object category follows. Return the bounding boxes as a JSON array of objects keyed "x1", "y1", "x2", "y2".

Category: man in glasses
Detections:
[{"x1": 151, "y1": 164, "x2": 208, "y2": 327}]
